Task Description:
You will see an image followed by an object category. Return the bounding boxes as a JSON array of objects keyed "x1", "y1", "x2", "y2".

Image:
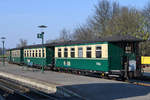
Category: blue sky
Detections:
[{"x1": 0, "y1": 0, "x2": 149, "y2": 48}]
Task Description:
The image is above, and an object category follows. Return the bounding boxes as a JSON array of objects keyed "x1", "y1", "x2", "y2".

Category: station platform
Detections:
[{"x1": 0, "y1": 62, "x2": 150, "y2": 100}]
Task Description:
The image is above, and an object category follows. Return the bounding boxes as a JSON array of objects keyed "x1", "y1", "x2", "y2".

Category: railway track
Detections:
[{"x1": 0, "y1": 77, "x2": 58, "y2": 100}]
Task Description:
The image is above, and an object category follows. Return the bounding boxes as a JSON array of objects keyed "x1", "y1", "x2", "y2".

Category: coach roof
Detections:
[
  {"x1": 7, "y1": 34, "x2": 143, "y2": 50},
  {"x1": 51, "y1": 34, "x2": 143, "y2": 46},
  {"x1": 102, "y1": 34, "x2": 143, "y2": 42}
]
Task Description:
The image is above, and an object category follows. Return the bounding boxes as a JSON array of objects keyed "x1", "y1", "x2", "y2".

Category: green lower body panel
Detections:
[
  {"x1": 11, "y1": 57, "x2": 22, "y2": 63},
  {"x1": 7, "y1": 57, "x2": 11, "y2": 62},
  {"x1": 55, "y1": 58, "x2": 109, "y2": 72},
  {"x1": 109, "y1": 55, "x2": 123, "y2": 70},
  {"x1": 24, "y1": 57, "x2": 47, "y2": 66}
]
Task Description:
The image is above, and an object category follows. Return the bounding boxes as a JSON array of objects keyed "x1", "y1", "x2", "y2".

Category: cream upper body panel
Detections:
[
  {"x1": 24, "y1": 48, "x2": 46, "y2": 58},
  {"x1": 12, "y1": 50, "x2": 20, "y2": 57},
  {"x1": 55, "y1": 43, "x2": 108, "y2": 59}
]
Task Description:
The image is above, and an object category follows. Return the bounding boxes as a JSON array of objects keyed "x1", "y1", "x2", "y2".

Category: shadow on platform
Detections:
[{"x1": 57, "y1": 82, "x2": 150, "y2": 100}]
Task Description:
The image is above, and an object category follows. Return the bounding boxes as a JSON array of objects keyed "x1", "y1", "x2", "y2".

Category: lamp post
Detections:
[
  {"x1": 37, "y1": 25, "x2": 47, "y2": 73},
  {"x1": 1, "y1": 37, "x2": 6, "y2": 66}
]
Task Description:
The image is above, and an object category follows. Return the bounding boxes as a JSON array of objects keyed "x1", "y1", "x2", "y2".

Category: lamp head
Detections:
[
  {"x1": 38, "y1": 25, "x2": 48, "y2": 28},
  {"x1": 1, "y1": 37, "x2": 6, "y2": 40}
]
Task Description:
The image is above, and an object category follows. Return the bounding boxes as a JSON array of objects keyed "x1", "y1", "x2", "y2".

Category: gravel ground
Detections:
[{"x1": 0, "y1": 62, "x2": 150, "y2": 100}]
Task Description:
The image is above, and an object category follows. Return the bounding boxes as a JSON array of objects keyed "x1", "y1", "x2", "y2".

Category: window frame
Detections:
[
  {"x1": 125, "y1": 43, "x2": 132, "y2": 54},
  {"x1": 39, "y1": 50, "x2": 41, "y2": 57},
  {"x1": 27, "y1": 50, "x2": 29, "y2": 57},
  {"x1": 42, "y1": 49, "x2": 45, "y2": 57},
  {"x1": 96, "y1": 46, "x2": 102, "y2": 58},
  {"x1": 35, "y1": 50, "x2": 38, "y2": 57},
  {"x1": 64, "y1": 48, "x2": 68, "y2": 58},
  {"x1": 78, "y1": 47, "x2": 83, "y2": 58},
  {"x1": 58, "y1": 48, "x2": 61, "y2": 57},
  {"x1": 71, "y1": 48, "x2": 75, "y2": 58},
  {"x1": 25, "y1": 51, "x2": 26, "y2": 57},
  {"x1": 86, "y1": 47, "x2": 92, "y2": 58},
  {"x1": 32, "y1": 50, "x2": 34, "y2": 57},
  {"x1": 30, "y1": 50, "x2": 32, "y2": 57}
]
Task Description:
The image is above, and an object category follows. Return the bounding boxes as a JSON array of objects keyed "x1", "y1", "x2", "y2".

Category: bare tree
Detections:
[
  {"x1": 46, "y1": 28, "x2": 72, "y2": 43},
  {"x1": 72, "y1": 0, "x2": 120, "y2": 39},
  {"x1": 16, "y1": 39, "x2": 27, "y2": 48},
  {"x1": 59, "y1": 28, "x2": 71, "y2": 42},
  {"x1": 143, "y1": 2, "x2": 150, "y2": 37},
  {"x1": 90, "y1": 0, "x2": 112, "y2": 37},
  {"x1": 46, "y1": 0, "x2": 150, "y2": 55},
  {"x1": 73, "y1": 24, "x2": 96, "y2": 41},
  {"x1": 73, "y1": 0, "x2": 149, "y2": 38}
]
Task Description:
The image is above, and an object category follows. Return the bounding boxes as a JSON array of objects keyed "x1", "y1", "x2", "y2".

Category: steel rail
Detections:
[{"x1": 0, "y1": 77, "x2": 58, "y2": 100}]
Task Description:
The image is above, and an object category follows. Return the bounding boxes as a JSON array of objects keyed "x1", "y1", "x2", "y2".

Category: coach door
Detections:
[{"x1": 122, "y1": 55, "x2": 129, "y2": 79}]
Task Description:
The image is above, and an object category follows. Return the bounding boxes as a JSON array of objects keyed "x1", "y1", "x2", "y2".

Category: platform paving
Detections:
[{"x1": 0, "y1": 62, "x2": 150, "y2": 100}]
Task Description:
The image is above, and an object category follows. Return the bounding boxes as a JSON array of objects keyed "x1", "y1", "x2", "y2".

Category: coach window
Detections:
[
  {"x1": 71, "y1": 48, "x2": 75, "y2": 58},
  {"x1": 58, "y1": 48, "x2": 61, "y2": 57},
  {"x1": 25, "y1": 51, "x2": 27, "y2": 57},
  {"x1": 42, "y1": 49, "x2": 45, "y2": 57},
  {"x1": 96, "y1": 46, "x2": 102, "y2": 58},
  {"x1": 86, "y1": 47, "x2": 91, "y2": 58},
  {"x1": 16, "y1": 51, "x2": 18, "y2": 57},
  {"x1": 16, "y1": 51, "x2": 17, "y2": 57},
  {"x1": 64, "y1": 48, "x2": 68, "y2": 58},
  {"x1": 18, "y1": 51, "x2": 19, "y2": 57},
  {"x1": 78, "y1": 47, "x2": 83, "y2": 58},
  {"x1": 18, "y1": 51, "x2": 20, "y2": 57},
  {"x1": 27, "y1": 51, "x2": 29, "y2": 57},
  {"x1": 24, "y1": 51, "x2": 25, "y2": 57},
  {"x1": 39, "y1": 50, "x2": 41, "y2": 57},
  {"x1": 30, "y1": 50, "x2": 31, "y2": 57},
  {"x1": 125, "y1": 43, "x2": 132, "y2": 53},
  {"x1": 35, "y1": 50, "x2": 38, "y2": 57},
  {"x1": 32, "y1": 50, "x2": 34, "y2": 57}
]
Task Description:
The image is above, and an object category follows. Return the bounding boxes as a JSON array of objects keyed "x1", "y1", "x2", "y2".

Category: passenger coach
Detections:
[
  {"x1": 23, "y1": 44, "x2": 54, "y2": 67},
  {"x1": 7, "y1": 47, "x2": 24, "y2": 64},
  {"x1": 6, "y1": 49, "x2": 11, "y2": 62},
  {"x1": 6, "y1": 35, "x2": 143, "y2": 79},
  {"x1": 54, "y1": 35, "x2": 143, "y2": 78}
]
